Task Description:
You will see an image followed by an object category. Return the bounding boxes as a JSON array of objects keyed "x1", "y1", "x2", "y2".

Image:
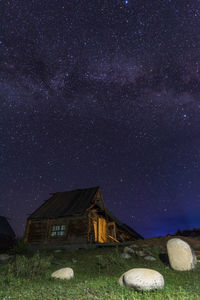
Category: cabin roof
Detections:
[{"x1": 29, "y1": 186, "x2": 99, "y2": 218}]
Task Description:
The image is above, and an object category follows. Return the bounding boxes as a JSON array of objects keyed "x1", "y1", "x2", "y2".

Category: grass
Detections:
[{"x1": 0, "y1": 243, "x2": 200, "y2": 300}]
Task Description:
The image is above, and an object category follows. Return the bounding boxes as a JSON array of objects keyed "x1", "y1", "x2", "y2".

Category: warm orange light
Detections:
[
  {"x1": 93, "y1": 217, "x2": 107, "y2": 243},
  {"x1": 93, "y1": 220, "x2": 98, "y2": 242},
  {"x1": 98, "y1": 217, "x2": 107, "y2": 243}
]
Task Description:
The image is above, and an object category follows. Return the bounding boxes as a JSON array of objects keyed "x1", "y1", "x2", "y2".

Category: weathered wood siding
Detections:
[
  {"x1": 66, "y1": 218, "x2": 88, "y2": 244},
  {"x1": 27, "y1": 216, "x2": 88, "y2": 244},
  {"x1": 27, "y1": 219, "x2": 47, "y2": 243}
]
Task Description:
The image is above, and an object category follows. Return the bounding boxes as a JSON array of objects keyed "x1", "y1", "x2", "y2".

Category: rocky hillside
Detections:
[{"x1": 132, "y1": 235, "x2": 200, "y2": 258}]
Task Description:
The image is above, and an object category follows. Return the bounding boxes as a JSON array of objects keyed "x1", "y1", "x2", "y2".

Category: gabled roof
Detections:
[
  {"x1": 29, "y1": 187, "x2": 99, "y2": 219},
  {"x1": 0, "y1": 216, "x2": 15, "y2": 237}
]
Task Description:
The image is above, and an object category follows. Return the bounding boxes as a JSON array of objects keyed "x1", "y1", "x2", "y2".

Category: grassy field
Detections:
[{"x1": 0, "y1": 242, "x2": 200, "y2": 300}]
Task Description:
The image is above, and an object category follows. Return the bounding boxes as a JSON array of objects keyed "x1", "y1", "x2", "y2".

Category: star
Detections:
[{"x1": 1, "y1": 0, "x2": 200, "y2": 239}]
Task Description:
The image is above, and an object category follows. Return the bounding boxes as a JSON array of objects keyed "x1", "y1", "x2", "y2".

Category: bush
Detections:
[
  {"x1": 6, "y1": 252, "x2": 52, "y2": 280},
  {"x1": 9, "y1": 238, "x2": 32, "y2": 255}
]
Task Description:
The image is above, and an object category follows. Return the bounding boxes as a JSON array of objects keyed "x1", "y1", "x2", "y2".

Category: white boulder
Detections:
[
  {"x1": 51, "y1": 267, "x2": 74, "y2": 280},
  {"x1": 119, "y1": 268, "x2": 164, "y2": 291},
  {"x1": 167, "y1": 238, "x2": 197, "y2": 271}
]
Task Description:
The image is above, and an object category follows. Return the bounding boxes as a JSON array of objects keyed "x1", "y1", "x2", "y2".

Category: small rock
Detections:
[
  {"x1": 135, "y1": 250, "x2": 145, "y2": 257},
  {"x1": 119, "y1": 268, "x2": 164, "y2": 291},
  {"x1": 124, "y1": 246, "x2": 135, "y2": 254},
  {"x1": 144, "y1": 256, "x2": 156, "y2": 261},
  {"x1": 51, "y1": 267, "x2": 74, "y2": 280},
  {"x1": 129, "y1": 244, "x2": 139, "y2": 248},
  {"x1": 167, "y1": 238, "x2": 197, "y2": 271},
  {"x1": 54, "y1": 249, "x2": 62, "y2": 253},
  {"x1": 121, "y1": 253, "x2": 132, "y2": 259},
  {"x1": 0, "y1": 254, "x2": 11, "y2": 261},
  {"x1": 72, "y1": 258, "x2": 77, "y2": 263}
]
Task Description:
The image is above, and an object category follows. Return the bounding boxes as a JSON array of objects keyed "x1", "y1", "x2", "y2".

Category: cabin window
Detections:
[{"x1": 51, "y1": 224, "x2": 66, "y2": 237}]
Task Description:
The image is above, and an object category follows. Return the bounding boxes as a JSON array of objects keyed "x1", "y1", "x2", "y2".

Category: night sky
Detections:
[{"x1": 1, "y1": 0, "x2": 200, "y2": 238}]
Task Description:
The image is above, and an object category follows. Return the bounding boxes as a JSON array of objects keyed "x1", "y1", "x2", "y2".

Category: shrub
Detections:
[
  {"x1": 9, "y1": 238, "x2": 32, "y2": 255},
  {"x1": 6, "y1": 252, "x2": 52, "y2": 280}
]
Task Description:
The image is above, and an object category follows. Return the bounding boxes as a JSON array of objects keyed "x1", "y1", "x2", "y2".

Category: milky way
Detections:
[{"x1": 1, "y1": 0, "x2": 200, "y2": 237}]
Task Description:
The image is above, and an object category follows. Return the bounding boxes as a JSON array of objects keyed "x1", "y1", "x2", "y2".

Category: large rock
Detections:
[
  {"x1": 119, "y1": 268, "x2": 164, "y2": 291},
  {"x1": 51, "y1": 267, "x2": 74, "y2": 280},
  {"x1": 167, "y1": 238, "x2": 197, "y2": 271}
]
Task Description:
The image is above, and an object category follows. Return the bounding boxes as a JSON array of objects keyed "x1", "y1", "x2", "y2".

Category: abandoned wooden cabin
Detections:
[{"x1": 24, "y1": 187, "x2": 143, "y2": 246}]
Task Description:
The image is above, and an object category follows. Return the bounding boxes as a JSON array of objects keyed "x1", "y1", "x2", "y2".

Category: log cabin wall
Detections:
[
  {"x1": 65, "y1": 217, "x2": 88, "y2": 244},
  {"x1": 27, "y1": 216, "x2": 88, "y2": 245},
  {"x1": 27, "y1": 219, "x2": 47, "y2": 243}
]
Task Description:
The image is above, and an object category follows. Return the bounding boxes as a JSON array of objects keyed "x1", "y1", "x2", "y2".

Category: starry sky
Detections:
[{"x1": 1, "y1": 0, "x2": 200, "y2": 238}]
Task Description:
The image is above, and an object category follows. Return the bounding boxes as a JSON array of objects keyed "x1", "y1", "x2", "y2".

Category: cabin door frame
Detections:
[{"x1": 89, "y1": 210, "x2": 108, "y2": 243}]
